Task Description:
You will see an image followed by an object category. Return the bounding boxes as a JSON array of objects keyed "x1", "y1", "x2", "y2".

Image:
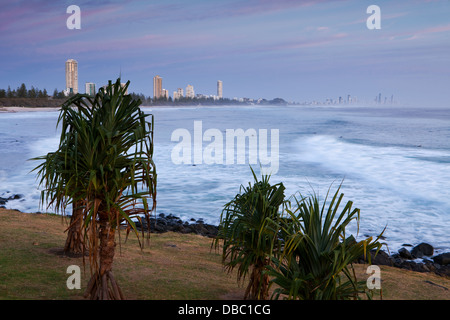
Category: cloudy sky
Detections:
[{"x1": 1, "y1": 0, "x2": 449, "y2": 106}]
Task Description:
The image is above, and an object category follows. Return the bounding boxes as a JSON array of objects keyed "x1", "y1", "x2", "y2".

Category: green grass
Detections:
[{"x1": 0, "y1": 209, "x2": 449, "y2": 300}]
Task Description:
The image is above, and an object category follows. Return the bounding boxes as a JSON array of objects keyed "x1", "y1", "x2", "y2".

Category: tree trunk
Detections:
[
  {"x1": 64, "y1": 200, "x2": 85, "y2": 254},
  {"x1": 244, "y1": 259, "x2": 270, "y2": 300},
  {"x1": 84, "y1": 219, "x2": 124, "y2": 300}
]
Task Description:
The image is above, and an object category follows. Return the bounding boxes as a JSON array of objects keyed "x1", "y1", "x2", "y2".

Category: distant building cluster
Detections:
[
  {"x1": 64, "y1": 59, "x2": 132, "y2": 97},
  {"x1": 320, "y1": 95, "x2": 358, "y2": 105},
  {"x1": 64, "y1": 59, "x2": 224, "y2": 101},
  {"x1": 64, "y1": 58, "x2": 396, "y2": 106},
  {"x1": 295, "y1": 93, "x2": 396, "y2": 106},
  {"x1": 154, "y1": 75, "x2": 223, "y2": 101},
  {"x1": 374, "y1": 93, "x2": 395, "y2": 105}
]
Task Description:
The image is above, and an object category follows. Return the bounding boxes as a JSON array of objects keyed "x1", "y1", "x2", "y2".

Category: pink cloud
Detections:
[
  {"x1": 388, "y1": 23, "x2": 450, "y2": 41},
  {"x1": 273, "y1": 32, "x2": 348, "y2": 50},
  {"x1": 33, "y1": 31, "x2": 216, "y2": 57}
]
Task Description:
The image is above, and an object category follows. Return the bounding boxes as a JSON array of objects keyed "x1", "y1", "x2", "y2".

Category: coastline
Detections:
[
  {"x1": 0, "y1": 106, "x2": 61, "y2": 113},
  {"x1": 0, "y1": 104, "x2": 280, "y2": 113},
  {"x1": 134, "y1": 212, "x2": 450, "y2": 278},
  {"x1": 2, "y1": 192, "x2": 449, "y2": 278},
  {"x1": 0, "y1": 105, "x2": 219, "y2": 113},
  {"x1": 1, "y1": 105, "x2": 449, "y2": 279}
]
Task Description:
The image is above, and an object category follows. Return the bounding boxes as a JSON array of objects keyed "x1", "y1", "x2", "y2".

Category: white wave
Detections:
[
  {"x1": 294, "y1": 135, "x2": 450, "y2": 205},
  {"x1": 289, "y1": 135, "x2": 450, "y2": 252}
]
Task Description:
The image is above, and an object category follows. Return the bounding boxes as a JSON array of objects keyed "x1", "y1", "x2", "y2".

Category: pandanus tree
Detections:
[
  {"x1": 33, "y1": 79, "x2": 157, "y2": 299},
  {"x1": 214, "y1": 168, "x2": 287, "y2": 300},
  {"x1": 33, "y1": 95, "x2": 93, "y2": 255},
  {"x1": 33, "y1": 144, "x2": 86, "y2": 254},
  {"x1": 267, "y1": 184, "x2": 385, "y2": 300}
]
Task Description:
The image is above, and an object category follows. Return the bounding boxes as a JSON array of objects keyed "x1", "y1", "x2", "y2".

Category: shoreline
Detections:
[
  {"x1": 0, "y1": 103, "x2": 415, "y2": 114},
  {"x1": 1, "y1": 199, "x2": 449, "y2": 278},
  {"x1": 0, "y1": 106, "x2": 61, "y2": 113},
  {"x1": 0, "y1": 105, "x2": 224, "y2": 113},
  {"x1": 0, "y1": 104, "x2": 281, "y2": 113},
  {"x1": 136, "y1": 212, "x2": 450, "y2": 277}
]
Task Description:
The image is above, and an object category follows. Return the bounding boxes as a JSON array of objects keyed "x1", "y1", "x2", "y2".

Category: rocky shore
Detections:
[
  {"x1": 37, "y1": 209, "x2": 450, "y2": 279},
  {"x1": 359, "y1": 244, "x2": 450, "y2": 278},
  {"x1": 137, "y1": 213, "x2": 450, "y2": 278},
  {"x1": 2, "y1": 194, "x2": 449, "y2": 278},
  {"x1": 134, "y1": 213, "x2": 219, "y2": 238},
  {"x1": 0, "y1": 193, "x2": 23, "y2": 208}
]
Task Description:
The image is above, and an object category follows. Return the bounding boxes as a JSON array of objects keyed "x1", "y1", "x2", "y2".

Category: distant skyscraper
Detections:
[
  {"x1": 85, "y1": 82, "x2": 96, "y2": 96},
  {"x1": 186, "y1": 85, "x2": 195, "y2": 99},
  {"x1": 174, "y1": 88, "x2": 183, "y2": 100},
  {"x1": 153, "y1": 75, "x2": 162, "y2": 99},
  {"x1": 65, "y1": 59, "x2": 78, "y2": 95},
  {"x1": 217, "y1": 80, "x2": 223, "y2": 99}
]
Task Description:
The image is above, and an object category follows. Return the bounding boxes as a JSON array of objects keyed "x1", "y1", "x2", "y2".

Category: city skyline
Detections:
[
  {"x1": 1, "y1": 57, "x2": 399, "y2": 105},
  {"x1": 1, "y1": 1, "x2": 449, "y2": 107}
]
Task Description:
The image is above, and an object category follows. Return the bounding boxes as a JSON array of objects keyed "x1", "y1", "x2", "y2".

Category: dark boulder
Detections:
[
  {"x1": 130, "y1": 213, "x2": 218, "y2": 238},
  {"x1": 411, "y1": 243, "x2": 434, "y2": 258},
  {"x1": 371, "y1": 249, "x2": 393, "y2": 266},
  {"x1": 398, "y1": 247, "x2": 413, "y2": 260},
  {"x1": 433, "y1": 252, "x2": 450, "y2": 266},
  {"x1": 358, "y1": 249, "x2": 393, "y2": 266},
  {"x1": 0, "y1": 194, "x2": 23, "y2": 205}
]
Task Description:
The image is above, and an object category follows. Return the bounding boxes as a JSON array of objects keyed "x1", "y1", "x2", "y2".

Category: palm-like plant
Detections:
[
  {"x1": 214, "y1": 168, "x2": 286, "y2": 300},
  {"x1": 33, "y1": 79, "x2": 156, "y2": 299},
  {"x1": 267, "y1": 184, "x2": 385, "y2": 300},
  {"x1": 33, "y1": 109, "x2": 90, "y2": 254}
]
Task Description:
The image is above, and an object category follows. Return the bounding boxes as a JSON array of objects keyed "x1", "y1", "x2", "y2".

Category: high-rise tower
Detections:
[
  {"x1": 153, "y1": 75, "x2": 162, "y2": 99},
  {"x1": 65, "y1": 59, "x2": 78, "y2": 95},
  {"x1": 186, "y1": 84, "x2": 195, "y2": 99},
  {"x1": 85, "y1": 82, "x2": 96, "y2": 96},
  {"x1": 217, "y1": 80, "x2": 223, "y2": 99}
]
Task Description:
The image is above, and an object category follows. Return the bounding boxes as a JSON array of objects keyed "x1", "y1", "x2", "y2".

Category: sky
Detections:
[{"x1": 1, "y1": 0, "x2": 449, "y2": 106}]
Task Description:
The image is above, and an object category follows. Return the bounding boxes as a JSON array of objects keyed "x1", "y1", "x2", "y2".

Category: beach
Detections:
[{"x1": 0, "y1": 106, "x2": 61, "y2": 113}]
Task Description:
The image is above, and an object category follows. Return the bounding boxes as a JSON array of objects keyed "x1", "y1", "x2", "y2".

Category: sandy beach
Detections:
[
  {"x1": 0, "y1": 106, "x2": 61, "y2": 113},
  {"x1": 0, "y1": 105, "x2": 208, "y2": 113}
]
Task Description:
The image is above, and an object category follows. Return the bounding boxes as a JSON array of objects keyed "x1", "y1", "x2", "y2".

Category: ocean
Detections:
[{"x1": 1, "y1": 104, "x2": 449, "y2": 254}]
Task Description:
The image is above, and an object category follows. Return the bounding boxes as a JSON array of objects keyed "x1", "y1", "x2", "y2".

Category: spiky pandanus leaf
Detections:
[
  {"x1": 214, "y1": 167, "x2": 287, "y2": 299},
  {"x1": 267, "y1": 184, "x2": 385, "y2": 300}
]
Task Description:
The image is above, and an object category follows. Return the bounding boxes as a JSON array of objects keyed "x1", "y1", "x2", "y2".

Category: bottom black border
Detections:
[{"x1": 3, "y1": 299, "x2": 448, "y2": 318}]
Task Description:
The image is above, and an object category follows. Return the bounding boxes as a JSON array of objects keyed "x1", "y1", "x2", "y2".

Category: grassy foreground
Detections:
[{"x1": 0, "y1": 208, "x2": 449, "y2": 300}]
